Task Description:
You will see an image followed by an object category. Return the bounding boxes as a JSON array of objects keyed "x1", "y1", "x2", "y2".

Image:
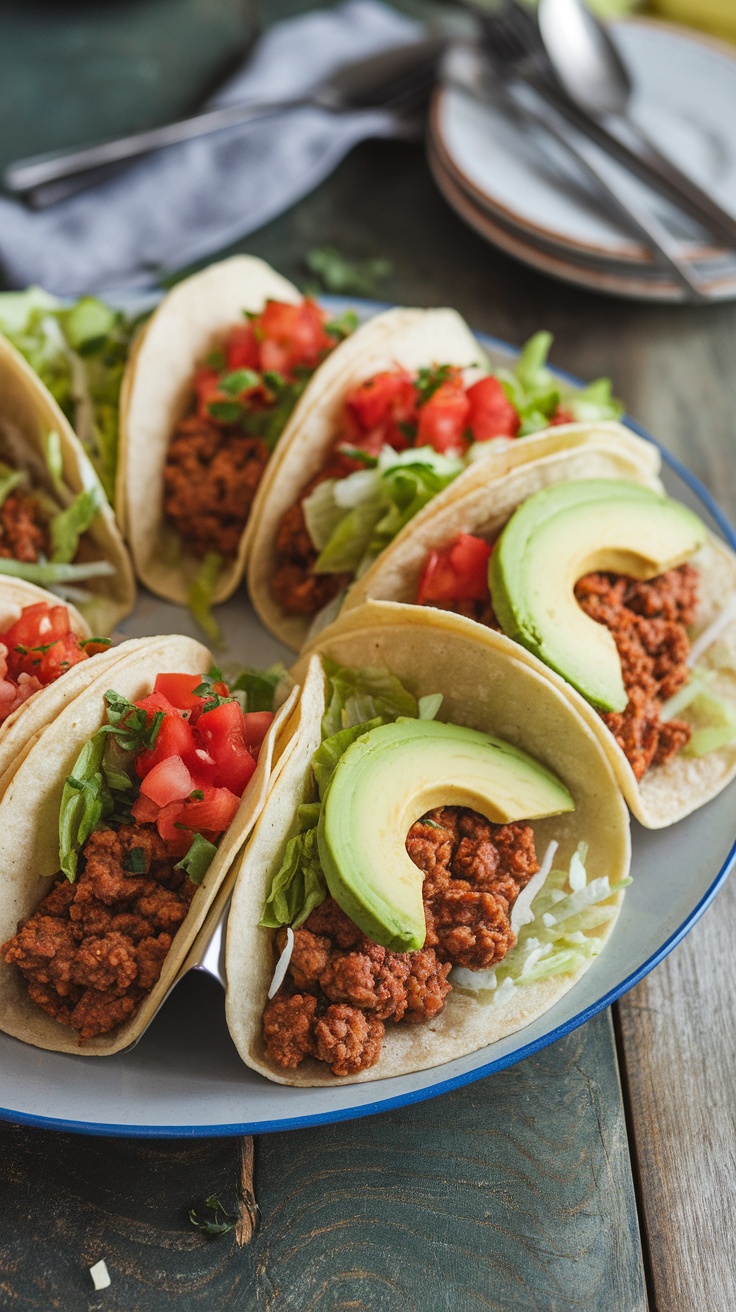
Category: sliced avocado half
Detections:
[
  {"x1": 317, "y1": 718, "x2": 574, "y2": 951},
  {"x1": 489, "y1": 479, "x2": 707, "y2": 713}
]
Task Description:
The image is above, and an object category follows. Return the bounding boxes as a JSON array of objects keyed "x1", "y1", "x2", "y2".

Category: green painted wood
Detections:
[
  {"x1": 0, "y1": 0, "x2": 256, "y2": 171},
  {"x1": 0, "y1": 1013, "x2": 646, "y2": 1311}
]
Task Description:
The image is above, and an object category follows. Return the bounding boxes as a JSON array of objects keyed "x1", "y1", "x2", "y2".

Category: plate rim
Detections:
[
  {"x1": 431, "y1": 16, "x2": 736, "y2": 266},
  {"x1": 0, "y1": 309, "x2": 734, "y2": 1138}
]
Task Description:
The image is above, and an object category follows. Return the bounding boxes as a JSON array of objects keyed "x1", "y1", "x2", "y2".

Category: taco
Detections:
[
  {"x1": 224, "y1": 605, "x2": 630, "y2": 1085},
  {"x1": 343, "y1": 442, "x2": 736, "y2": 828},
  {"x1": 117, "y1": 255, "x2": 356, "y2": 618},
  {"x1": 0, "y1": 635, "x2": 299, "y2": 1055},
  {"x1": 0, "y1": 334, "x2": 135, "y2": 634},
  {"x1": 246, "y1": 310, "x2": 629, "y2": 651}
]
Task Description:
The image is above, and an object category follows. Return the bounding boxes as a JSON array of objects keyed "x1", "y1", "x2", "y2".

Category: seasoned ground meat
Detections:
[
  {"x1": 270, "y1": 454, "x2": 362, "y2": 618},
  {"x1": 2, "y1": 823, "x2": 193, "y2": 1042},
  {"x1": 313, "y1": 1005, "x2": 383, "y2": 1077},
  {"x1": 0, "y1": 490, "x2": 49, "y2": 562},
  {"x1": 162, "y1": 416, "x2": 269, "y2": 559},
  {"x1": 575, "y1": 565, "x2": 697, "y2": 779},
  {"x1": 262, "y1": 807, "x2": 535, "y2": 1076}
]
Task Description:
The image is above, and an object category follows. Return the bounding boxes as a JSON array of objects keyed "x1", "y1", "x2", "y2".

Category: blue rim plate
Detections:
[{"x1": 0, "y1": 300, "x2": 734, "y2": 1138}]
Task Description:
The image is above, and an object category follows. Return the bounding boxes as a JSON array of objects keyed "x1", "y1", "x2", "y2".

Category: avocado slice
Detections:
[
  {"x1": 317, "y1": 719, "x2": 574, "y2": 951},
  {"x1": 489, "y1": 479, "x2": 707, "y2": 713}
]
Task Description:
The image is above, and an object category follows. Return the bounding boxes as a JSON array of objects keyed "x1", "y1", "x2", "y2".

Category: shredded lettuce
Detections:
[
  {"x1": 303, "y1": 446, "x2": 465, "y2": 577},
  {"x1": 0, "y1": 465, "x2": 26, "y2": 510},
  {"x1": 0, "y1": 288, "x2": 139, "y2": 501},
  {"x1": 44, "y1": 430, "x2": 64, "y2": 492},
  {"x1": 188, "y1": 552, "x2": 223, "y2": 646},
  {"x1": 261, "y1": 661, "x2": 433, "y2": 929},
  {"x1": 49, "y1": 486, "x2": 100, "y2": 564},
  {"x1": 495, "y1": 331, "x2": 622, "y2": 436},
  {"x1": 661, "y1": 667, "x2": 736, "y2": 758},
  {"x1": 230, "y1": 664, "x2": 285, "y2": 713},
  {"x1": 0, "y1": 558, "x2": 114, "y2": 586},
  {"x1": 452, "y1": 842, "x2": 631, "y2": 1000}
]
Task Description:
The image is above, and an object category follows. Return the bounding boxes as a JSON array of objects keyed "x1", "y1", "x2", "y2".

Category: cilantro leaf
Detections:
[
  {"x1": 189, "y1": 1194, "x2": 238, "y2": 1238},
  {"x1": 305, "y1": 245, "x2": 392, "y2": 297}
]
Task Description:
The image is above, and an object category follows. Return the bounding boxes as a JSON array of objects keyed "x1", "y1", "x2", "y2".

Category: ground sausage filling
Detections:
[
  {"x1": 426, "y1": 560, "x2": 698, "y2": 782},
  {"x1": 2, "y1": 823, "x2": 195, "y2": 1041},
  {"x1": 0, "y1": 489, "x2": 49, "y2": 563},
  {"x1": 163, "y1": 418, "x2": 269, "y2": 560},
  {"x1": 262, "y1": 807, "x2": 538, "y2": 1077}
]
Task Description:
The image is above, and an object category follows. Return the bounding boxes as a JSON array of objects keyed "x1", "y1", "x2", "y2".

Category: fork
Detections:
[
  {"x1": 456, "y1": 9, "x2": 710, "y2": 298},
  {"x1": 6, "y1": 34, "x2": 445, "y2": 209},
  {"x1": 477, "y1": 0, "x2": 736, "y2": 252}
]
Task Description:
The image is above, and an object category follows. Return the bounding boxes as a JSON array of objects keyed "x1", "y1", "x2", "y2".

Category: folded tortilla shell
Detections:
[
  {"x1": 118, "y1": 255, "x2": 301, "y2": 605},
  {"x1": 343, "y1": 443, "x2": 736, "y2": 828},
  {"x1": 0, "y1": 334, "x2": 136, "y2": 634},
  {"x1": 246, "y1": 305, "x2": 485, "y2": 650},
  {"x1": 225, "y1": 606, "x2": 630, "y2": 1085},
  {"x1": 0, "y1": 633, "x2": 298, "y2": 1055}
]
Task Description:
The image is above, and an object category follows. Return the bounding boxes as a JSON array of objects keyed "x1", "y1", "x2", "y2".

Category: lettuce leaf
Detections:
[
  {"x1": 260, "y1": 826, "x2": 327, "y2": 929},
  {"x1": 188, "y1": 552, "x2": 222, "y2": 646},
  {"x1": 495, "y1": 331, "x2": 622, "y2": 436},
  {"x1": 0, "y1": 289, "x2": 139, "y2": 501},
  {"x1": 50, "y1": 486, "x2": 100, "y2": 564}
]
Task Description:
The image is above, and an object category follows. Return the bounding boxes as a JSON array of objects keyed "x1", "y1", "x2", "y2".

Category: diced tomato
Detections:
[
  {"x1": 1, "y1": 604, "x2": 91, "y2": 685},
  {"x1": 197, "y1": 700, "x2": 257, "y2": 795},
  {"x1": 466, "y1": 376, "x2": 520, "y2": 441},
  {"x1": 135, "y1": 709, "x2": 197, "y2": 779},
  {"x1": 193, "y1": 367, "x2": 226, "y2": 420},
  {"x1": 2, "y1": 603, "x2": 70, "y2": 649},
  {"x1": 416, "y1": 380, "x2": 471, "y2": 455},
  {"x1": 226, "y1": 322, "x2": 259, "y2": 370},
  {"x1": 242, "y1": 711, "x2": 274, "y2": 757},
  {"x1": 257, "y1": 299, "x2": 333, "y2": 377},
  {"x1": 154, "y1": 672, "x2": 206, "y2": 712},
  {"x1": 131, "y1": 792, "x2": 161, "y2": 825},
  {"x1": 157, "y1": 785, "x2": 241, "y2": 844},
  {"x1": 416, "y1": 534, "x2": 493, "y2": 604},
  {"x1": 139, "y1": 755, "x2": 195, "y2": 808},
  {"x1": 550, "y1": 405, "x2": 575, "y2": 426},
  {"x1": 345, "y1": 370, "x2": 417, "y2": 438}
]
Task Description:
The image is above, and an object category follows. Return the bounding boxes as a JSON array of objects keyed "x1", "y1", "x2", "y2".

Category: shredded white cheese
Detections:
[
  {"x1": 89, "y1": 1260, "x2": 111, "y2": 1290},
  {"x1": 510, "y1": 840, "x2": 558, "y2": 935},
  {"x1": 688, "y1": 595, "x2": 736, "y2": 666},
  {"x1": 267, "y1": 927, "x2": 295, "y2": 999}
]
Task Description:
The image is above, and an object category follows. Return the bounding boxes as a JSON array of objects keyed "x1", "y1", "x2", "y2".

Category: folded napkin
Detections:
[{"x1": 0, "y1": 0, "x2": 422, "y2": 296}]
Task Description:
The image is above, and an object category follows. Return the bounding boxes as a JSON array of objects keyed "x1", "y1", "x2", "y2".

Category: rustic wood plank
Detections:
[{"x1": 0, "y1": 1012, "x2": 646, "y2": 1312}]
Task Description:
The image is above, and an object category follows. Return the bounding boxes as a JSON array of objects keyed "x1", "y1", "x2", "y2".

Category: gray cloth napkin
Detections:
[{"x1": 0, "y1": 0, "x2": 422, "y2": 296}]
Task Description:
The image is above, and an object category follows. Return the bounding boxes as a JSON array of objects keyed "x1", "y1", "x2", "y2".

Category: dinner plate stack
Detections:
[{"x1": 428, "y1": 19, "x2": 736, "y2": 302}]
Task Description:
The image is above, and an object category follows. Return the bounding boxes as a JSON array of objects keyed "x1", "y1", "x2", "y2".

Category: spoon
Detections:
[{"x1": 536, "y1": 0, "x2": 736, "y2": 249}]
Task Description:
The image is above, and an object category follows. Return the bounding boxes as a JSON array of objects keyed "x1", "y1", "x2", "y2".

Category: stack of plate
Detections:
[{"x1": 428, "y1": 19, "x2": 736, "y2": 302}]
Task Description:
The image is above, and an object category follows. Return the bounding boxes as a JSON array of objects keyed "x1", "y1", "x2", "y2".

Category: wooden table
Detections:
[{"x1": 0, "y1": 3, "x2": 734, "y2": 1308}]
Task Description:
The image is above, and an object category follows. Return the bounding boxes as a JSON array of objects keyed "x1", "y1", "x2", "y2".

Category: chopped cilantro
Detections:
[
  {"x1": 123, "y1": 847, "x2": 147, "y2": 874},
  {"x1": 205, "y1": 349, "x2": 227, "y2": 370},
  {"x1": 207, "y1": 400, "x2": 243, "y2": 425},
  {"x1": 324, "y1": 309, "x2": 359, "y2": 340},
  {"x1": 218, "y1": 368, "x2": 260, "y2": 396},
  {"x1": 175, "y1": 833, "x2": 218, "y2": 885},
  {"x1": 415, "y1": 364, "x2": 455, "y2": 407},
  {"x1": 189, "y1": 1194, "x2": 238, "y2": 1238},
  {"x1": 305, "y1": 245, "x2": 392, "y2": 297},
  {"x1": 189, "y1": 789, "x2": 205, "y2": 801}
]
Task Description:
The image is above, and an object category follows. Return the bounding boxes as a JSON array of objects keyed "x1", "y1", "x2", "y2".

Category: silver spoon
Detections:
[
  {"x1": 443, "y1": 44, "x2": 709, "y2": 301},
  {"x1": 536, "y1": 0, "x2": 736, "y2": 250}
]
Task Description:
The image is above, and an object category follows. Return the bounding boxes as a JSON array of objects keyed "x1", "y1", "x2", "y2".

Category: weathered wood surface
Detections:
[
  {"x1": 0, "y1": 0, "x2": 735, "y2": 1306},
  {"x1": 0, "y1": 1014, "x2": 646, "y2": 1312}
]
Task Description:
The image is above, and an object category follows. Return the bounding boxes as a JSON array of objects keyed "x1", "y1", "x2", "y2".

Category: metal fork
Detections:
[
  {"x1": 454, "y1": 7, "x2": 710, "y2": 299},
  {"x1": 476, "y1": 0, "x2": 736, "y2": 251},
  {"x1": 6, "y1": 33, "x2": 445, "y2": 209}
]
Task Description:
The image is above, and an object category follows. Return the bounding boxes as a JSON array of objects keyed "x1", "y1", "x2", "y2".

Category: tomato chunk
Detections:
[
  {"x1": 257, "y1": 299, "x2": 333, "y2": 377},
  {"x1": 154, "y1": 672, "x2": 206, "y2": 712},
  {"x1": 139, "y1": 755, "x2": 195, "y2": 808},
  {"x1": 243, "y1": 711, "x2": 274, "y2": 757},
  {"x1": 226, "y1": 322, "x2": 259, "y2": 371},
  {"x1": 466, "y1": 376, "x2": 520, "y2": 441},
  {"x1": 417, "y1": 380, "x2": 471, "y2": 455},
  {"x1": 135, "y1": 709, "x2": 197, "y2": 779},
  {"x1": 197, "y1": 700, "x2": 257, "y2": 794},
  {"x1": 417, "y1": 534, "x2": 493, "y2": 604}
]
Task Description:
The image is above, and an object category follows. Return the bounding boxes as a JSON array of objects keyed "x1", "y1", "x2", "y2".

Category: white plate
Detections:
[
  {"x1": 0, "y1": 305, "x2": 734, "y2": 1137},
  {"x1": 429, "y1": 143, "x2": 736, "y2": 302},
  {"x1": 431, "y1": 18, "x2": 736, "y2": 272}
]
